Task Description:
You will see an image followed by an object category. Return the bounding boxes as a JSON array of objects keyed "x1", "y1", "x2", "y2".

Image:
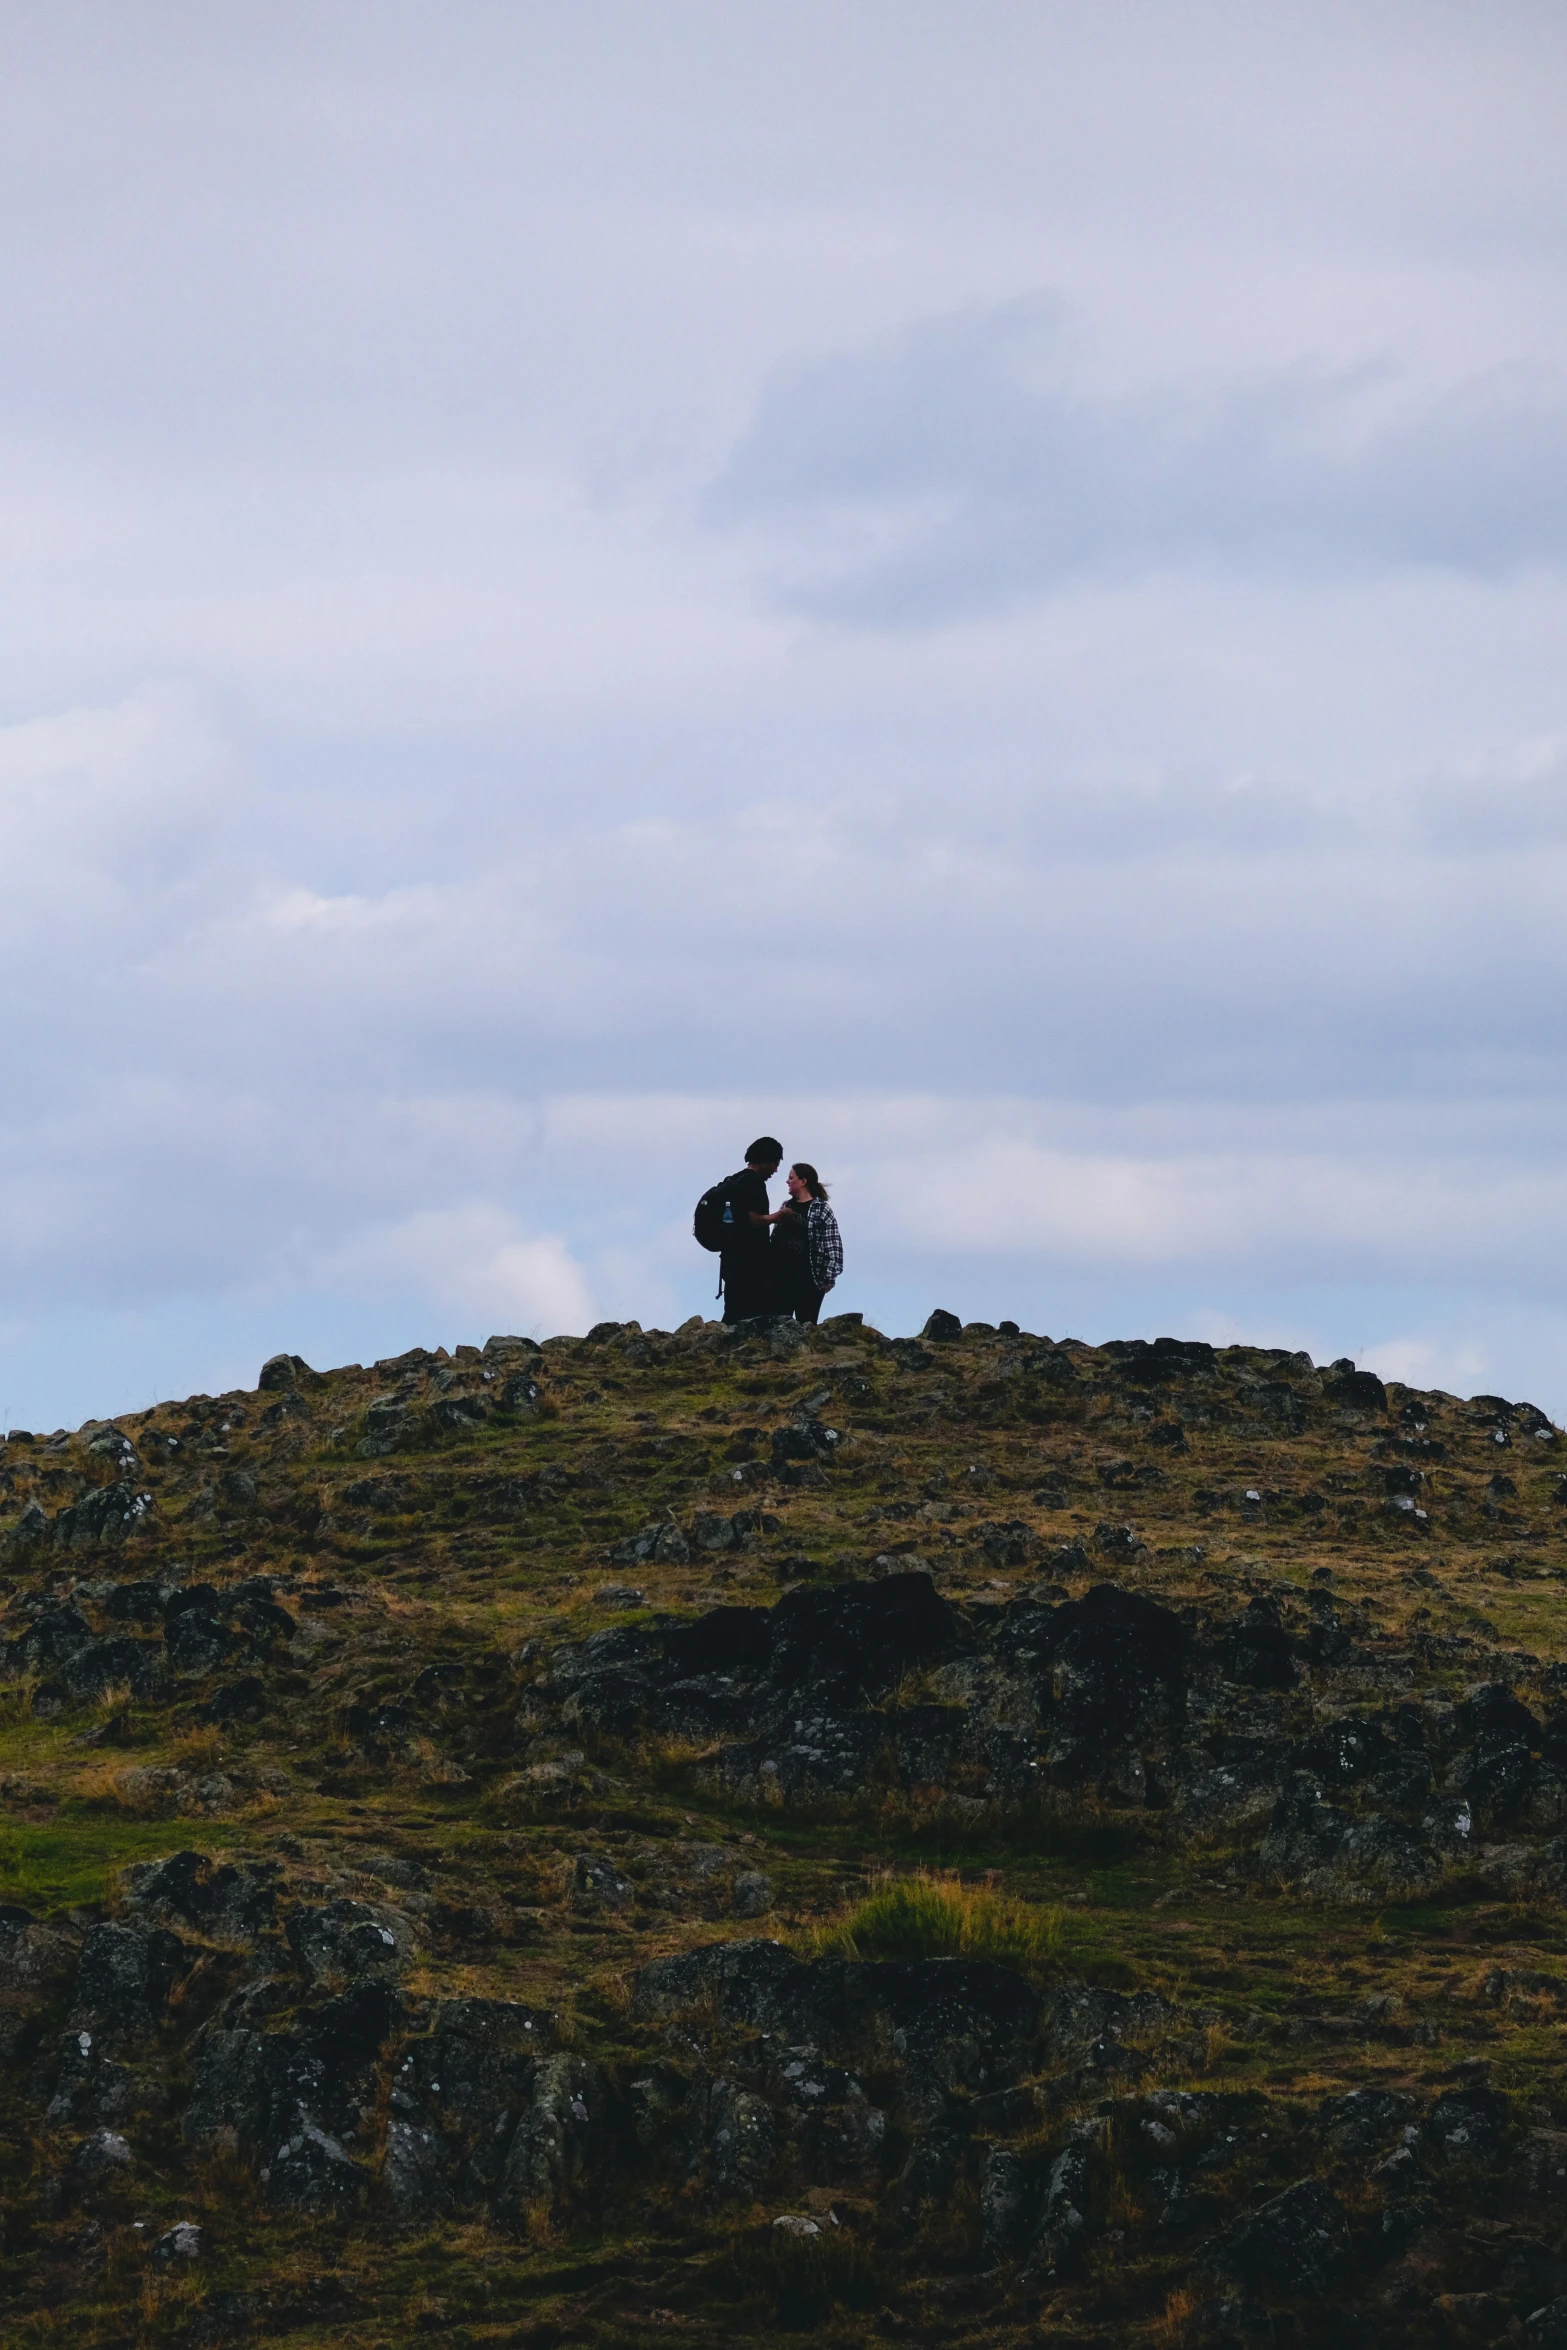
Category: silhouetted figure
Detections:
[
  {"x1": 711, "y1": 1136, "x2": 783, "y2": 1323},
  {"x1": 768, "y1": 1161, "x2": 842, "y2": 1324}
]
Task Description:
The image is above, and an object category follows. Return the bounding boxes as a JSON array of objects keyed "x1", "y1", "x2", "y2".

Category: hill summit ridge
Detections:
[{"x1": 3, "y1": 1309, "x2": 1567, "y2": 2343}]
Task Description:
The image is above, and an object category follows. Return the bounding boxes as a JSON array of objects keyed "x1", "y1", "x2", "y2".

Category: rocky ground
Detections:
[{"x1": 4, "y1": 1310, "x2": 1567, "y2": 2345}]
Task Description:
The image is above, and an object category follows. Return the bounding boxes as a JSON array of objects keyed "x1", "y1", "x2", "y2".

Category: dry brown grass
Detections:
[
  {"x1": 1149, "y1": 2286, "x2": 1199, "y2": 2345},
  {"x1": 169, "y1": 1724, "x2": 223, "y2": 1772}
]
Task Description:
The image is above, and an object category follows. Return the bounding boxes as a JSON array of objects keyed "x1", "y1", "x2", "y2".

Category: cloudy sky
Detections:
[{"x1": 2, "y1": 0, "x2": 1566, "y2": 1429}]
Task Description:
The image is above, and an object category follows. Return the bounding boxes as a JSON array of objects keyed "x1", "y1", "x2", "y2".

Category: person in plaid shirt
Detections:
[{"x1": 767, "y1": 1161, "x2": 843, "y2": 1325}]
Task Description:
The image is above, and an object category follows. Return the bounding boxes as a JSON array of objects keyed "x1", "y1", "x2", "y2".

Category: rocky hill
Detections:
[{"x1": 4, "y1": 1307, "x2": 1567, "y2": 2347}]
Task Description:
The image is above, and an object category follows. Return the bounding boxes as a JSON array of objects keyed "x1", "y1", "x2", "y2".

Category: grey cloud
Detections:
[{"x1": 710, "y1": 298, "x2": 1567, "y2": 619}]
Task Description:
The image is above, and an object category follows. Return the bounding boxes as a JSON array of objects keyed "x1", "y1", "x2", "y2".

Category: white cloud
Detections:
[
  {"x1": 326, "y1": 1205, "x2": 595, "y2": 1339},
  {"x1": 1361, "y1": 1334, "x2": 1492, "y2": 1396}
]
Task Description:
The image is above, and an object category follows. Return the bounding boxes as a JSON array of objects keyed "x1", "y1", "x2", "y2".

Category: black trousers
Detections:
[
  {"x1": 793, "y1": 1285, "x2": 826, "y2": 1326},
  {"x1": 721, "y1": 1254, "x2": 778, "y2": 1323}
]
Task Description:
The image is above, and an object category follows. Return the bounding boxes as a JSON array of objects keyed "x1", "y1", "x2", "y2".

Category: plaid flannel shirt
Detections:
[{"x1": 805, "y1": 1198, "x2": 843, "y2": 1291}]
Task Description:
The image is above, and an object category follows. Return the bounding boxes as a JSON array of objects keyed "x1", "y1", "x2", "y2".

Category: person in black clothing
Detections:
[
  {"x1": 767, "y1": 1160, "x2": 842, "y2": 1325},
  {"x1": 719, "y1": 1136, "x2": 783, "y2": 1323}
]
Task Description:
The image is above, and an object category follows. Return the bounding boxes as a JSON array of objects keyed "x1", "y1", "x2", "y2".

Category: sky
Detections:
[{"x1": 2, "y1": 0, "x2": 1567, "y2": 1429}]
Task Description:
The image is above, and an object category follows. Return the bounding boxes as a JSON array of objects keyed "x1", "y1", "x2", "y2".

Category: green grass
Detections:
[
  {"x1": 0, "y1": 1815, "x2": 226, "y2": 1913},
  {"x1": 813, "y1": 1868, "x2": 1062, "y2": 1976},
  {"x1": 725, "y1": 2221, "x2": 884, "y2": 2328}
]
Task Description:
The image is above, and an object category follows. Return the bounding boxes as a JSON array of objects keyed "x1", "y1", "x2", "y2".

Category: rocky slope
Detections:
[{"x1": 4, "y1": 1308, "x2": 1567, "y2": 2346}]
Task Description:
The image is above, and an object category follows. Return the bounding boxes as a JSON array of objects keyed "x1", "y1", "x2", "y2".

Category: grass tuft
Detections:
[{"x1": 812, "y1": 1869, "x2": 1062, "y2": 1976}]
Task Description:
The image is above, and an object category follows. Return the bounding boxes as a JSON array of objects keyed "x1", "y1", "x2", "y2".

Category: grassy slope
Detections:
[{"x1": 0, "y1": 1312, "x2": 1564, "y2": 2345}]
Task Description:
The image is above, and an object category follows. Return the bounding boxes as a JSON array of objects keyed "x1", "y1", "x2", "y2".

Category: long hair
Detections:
[{"x1": 791, "y1": 1161, "x2": 828, "y2": 1203}]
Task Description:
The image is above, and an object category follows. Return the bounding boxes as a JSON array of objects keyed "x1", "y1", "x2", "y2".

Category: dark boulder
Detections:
[
  {"x1": 53, "y1": 1483, "x2": 153, "y2": 1547},
  {"x1": 1219, "y1": 1597, "x2": 1299, "y2": 1691},
  {"x1": 981, "y1": 2144, "x2": 1040, "y2": 2258},
  {"x1": 764, "y1": 1572, "x2": 957, "y2": 1705},
  {"x1": 569, "y1": 1854, "x2": 633, "y2": 1910},
  {"x1": 343, "y1": 1477, "x2": 399, "y2": 1510},
  {"x1": 980, "y1": 2118, "x2": 1103, "y2": 2275},
  {"x1": 359, "y1": 1395, "x2": 413, "y2": 1455},
  {"x1": 0, "y1": 1907, "x2": 79, "y2": 2057},
  {"x1": 165, "y1": 1615, "x2": 230, "y2": 1677},
  {"x1": 1302, "y1": 1714, "x2": 1390, "y2": 1787},
  {"x1": 264, "y1": 2117, "x2": 370, "y2": 2212},
  {"x1": 976, "y1": 1521, "x2": 1041, "y2": 1569},
  {"x1": 836, "y1": 1957, "x2": 1039, "y2": 2121},
  {"x1": 47, "y1": 2028, "x2": 134, "y2": 2124},
  {"x1": 61, "y1": 1635, "x2": 163, "y2": 1702},
  {"x1": 551, "y1": 1621, "x2": 659, "y2": 1734},
  {"x1": 389, "y1": 1997, "x2": 548, "y2": 2207},
  {"x1": 655, "y1": 1675, "x2": 755, "y2": 1741},
  {"x1": 1092, "y1": 1521, "x2": 1143, "y2": 1557},
  {"x1": 895, "y1": 2124, "x2": 964, "y2": 2223},
  {"x1": 1041, "y1": 1982, "x2": 1175, "y2": 2064},
  {"x1": 605, "y1": 1521, "x2": 691, "y2": 1567},
  {"x1": 398, "y1": 1997, "x2": 547, "y2": 2129},
  {"x1": 69, "y1": 1923, "x2": 186, "y2": 2045},
  {"x1": 1031, "y1": 2123, "x2": 1103, "y2": 2275},
  {"x1": 690, "y1": 2075, "x2": 778, "y2": 2197},
  {"x1": 151, "y1": 2221, "x2": 203, "y2": 2263},
  {"x1": 1103, "y1": 1337, "x2": 1216, "y2": 1385},
  {"x1": 635, "y1": 1941, "x2": 1037, "y2": 2126},
  {"x1": 7, "y1": 1603, "x2": 92, "y2": 1672},
  {"x1": 1316, "y1": 2088, "x2": 1415, "y2": 2156},
  {"x1": 1424, "y1": 2083, "x2": 1509, "y2": 2164},
  {"x1": 661, "y1": 1607, "x2": 771, "y2": 1676},
  {"x1": 1455, "y1": 1685, "x2": 1541, "y2": 1825},
  {"x1": 70, "y1": 2126, "x2": 134, "y2": 2179},
  {"x1": 259, "y1": 1353, "x2": 316, "y2": 1391},
  {"x1": 429, "y1": 1395, "x2": 490, "y2": 1436},
  {"x1": 204, "y1": 1675, "x2": 266, "y2": 1724},
  {"x1": 493, "y1": 2054, "x2": 612, "y2": 2223},
  {"x1": 343, "y1": 1699, "x2": 420, "y2": 1756},
  {"x1": 1460, "y1": 1684, "x2": 1542, "y2": 1749},
  {"x1": 384, "y1": 2117, "x2": 451, "y2": 2215},
  {"x1": 123, "y1": 1850, "x2": 279, "y2": 1941},
  {"x1": 891, "y1": 1704, "x2": 964, "y2": 1790},
  {"x1": 771, "y1": 1419, "x2": 835, "y2": 1465},
  {"x1": 1256, "y1": 1786, "x2": 1441, "y2": 1899},
  {"x1": 733, "y1": 1870, "x2": 773, "y2": 1917},
  {"x1": 633, "y1": 1938, "x2": 809, "y2": 2035},
  {"x1": 285, "y1": 1899, "x2": 413, "y2": 1982},
  {"x1": 690, "y1": 1510, "x2": 740, "y2": 1552},
  {"x1": 186, "y1": 1979, "x2": 399, "y2": 2160},
  {"x1": 1032, "y1": 1583, "x2": 1189, "y2": 1777},
  {"x1": 163, "y1": 1586, "x2": 230, "y2": 1676},
  {"x1": 1323, "y1": 1366, "x2": 1387, "y2": 1416},
  {"x1": 923, "y1": 1310, "x2": 962, "y2": 1342},
  {"x1": 102, "y1": 1581, "x2": 167, "y2": 1624},
  {"x1": 716, "y1": 1706, "x2": 887, "y2": 1803},
  {"x1": 1206, "y1": 2177, "x2": 1352, "y2": 2300}
]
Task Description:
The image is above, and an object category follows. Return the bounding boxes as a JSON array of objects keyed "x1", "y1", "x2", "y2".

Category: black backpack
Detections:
[{"x1": 694, "y1": 1172, "x2": 744, "y2": 1253}]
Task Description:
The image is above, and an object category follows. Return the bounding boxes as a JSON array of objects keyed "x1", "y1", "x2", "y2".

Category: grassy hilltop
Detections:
[{"x1": 3, "y1": 1309, "x2": 1567, "y2": 2346}]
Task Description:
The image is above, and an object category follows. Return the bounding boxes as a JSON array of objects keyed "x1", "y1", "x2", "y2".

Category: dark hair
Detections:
[
  {"x1": 746, "y1": 1136, "x2": 783, "y2": 1166},
  {"x1": 791, "y1": 1161, "x2": 828, "y2": 1202}
]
